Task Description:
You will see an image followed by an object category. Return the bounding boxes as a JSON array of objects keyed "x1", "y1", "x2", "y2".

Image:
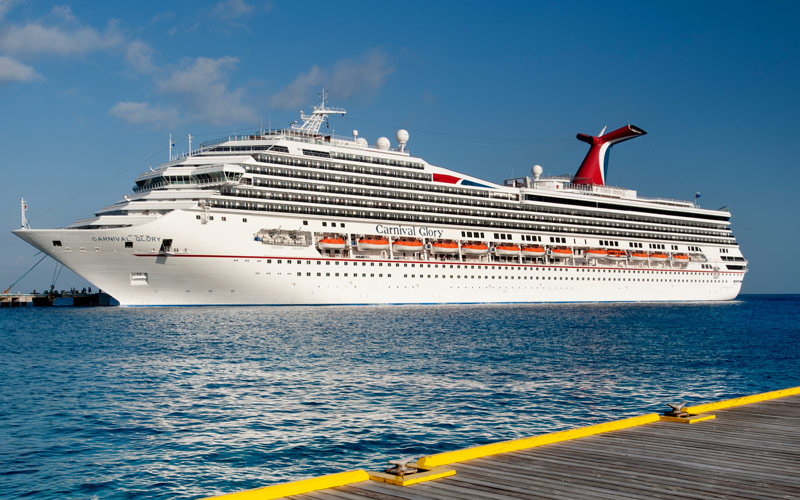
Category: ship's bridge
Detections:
[{"x1": 133, "y1": 163, "x2": 245, "y2": 193}]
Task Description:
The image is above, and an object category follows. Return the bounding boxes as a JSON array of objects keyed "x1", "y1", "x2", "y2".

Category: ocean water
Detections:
[{"x1": 1, "y1": 295, "x2": 799, "y2": 499}]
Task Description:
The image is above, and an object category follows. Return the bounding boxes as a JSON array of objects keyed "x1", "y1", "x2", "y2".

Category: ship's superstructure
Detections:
[{"x1": 14, "y1": 94, "x2": 746, "y2": 305}]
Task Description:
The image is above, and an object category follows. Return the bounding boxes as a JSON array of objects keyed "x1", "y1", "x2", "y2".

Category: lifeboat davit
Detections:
[
  {"x1": 672, "y1": 253, "x2": 689, "y2": 262},
  {"x1": 431, "y1": 241, "x2": 459, "y2": 254},
  {"x1": 495, "y1": 244, "x2": 521, "y2": 256},
  {"x1": 357, "y1": 237, "x2": 390, "y2": 251},
  {"x1": 607, "y1": 249, "x2": 627, "y2": 261},
  {"x1": 393, "y1": 238, "x2": 423, "y2": 253},
  {"x1": 522, "y1": 245, "x2": 546, "y2": 257},
  {"x1": 318, "y1": 236, "x2": 346, "y2": 250},
  {"x1": 630, "y1": 251, "x2": 649, "y2": 261},
  {"x1": 584, "y1": 248, "x2": 608, "y2": 260},
  {"x1": 462, "y1": 242, "x2": 489, "y2": 255},
  {"x1": 550, "y1": 246, "x2": 573, "y2": 259}
]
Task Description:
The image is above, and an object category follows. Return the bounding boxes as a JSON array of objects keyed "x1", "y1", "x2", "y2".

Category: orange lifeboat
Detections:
[
  {"x1": 431, "y1": 240, "x2": 459, "y2": 254},
  {"x1": 357, "y1": 236, "x2": 390, "y2": 251},
  {"x1": 630, "y1": 251, "x2": 649, "y2": 261},
  {"x1": 495, "y1": 244, "x2": 521, "y2": 256},
  {"x1": 649, "y1": 252, "x2": 669, "y2": 262},
  {"x1": 521, "y1": 245, "x2": 546, "y2": 257},
  {"x1": 672, "y1": 253, "x2": 689, "y2": 262},
  {"x1": 462, "y1": 242, "x2": 489, "y2": 255},
  {"x1": 550, "y1": 246, "x2": 573, "y2": 259},
  {"x1": 607, "y1": 249, "x2": 627, "y2": 261},
  {"x1": 318, "y1": 236, "x2": 345, "y2": 251},
  {"x1": 393, "y1": 238, "x2": 423, "y2": 253},
  {"x1": 584, "y1": 248, "x2": 608, "y2": 260}
]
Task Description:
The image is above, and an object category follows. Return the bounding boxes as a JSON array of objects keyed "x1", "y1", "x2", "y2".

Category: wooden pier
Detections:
[{"x1": 206, "y1": 387, "x2": 800, "y2": 500}]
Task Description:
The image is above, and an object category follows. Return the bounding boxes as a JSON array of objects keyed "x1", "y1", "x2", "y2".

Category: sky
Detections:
[{"x1": 1, "y1": 0, "x2": 798, "y2": 294}]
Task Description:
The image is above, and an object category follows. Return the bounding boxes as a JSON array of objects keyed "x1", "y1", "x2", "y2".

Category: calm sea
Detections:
[{"x1": 1, "y1": 295, "x2": 798, "y2": 499}]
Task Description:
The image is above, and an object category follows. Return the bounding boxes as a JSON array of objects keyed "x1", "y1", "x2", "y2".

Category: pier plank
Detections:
[{"x1": 291, "y1": 394, "x2": 800, "y2": 500}]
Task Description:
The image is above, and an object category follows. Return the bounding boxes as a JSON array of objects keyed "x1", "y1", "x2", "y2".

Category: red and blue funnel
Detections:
[{"x1": 573, "y1": 125, "x2": 646, "y2": 186}]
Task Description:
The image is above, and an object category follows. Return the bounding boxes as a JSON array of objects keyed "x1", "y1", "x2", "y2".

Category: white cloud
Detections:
[
  {"x1": 329, "y1": 49, "x2": 393, "y2": 99},
  {"x1": 270, "y1": 65, "x2": 325, "y2": 109},
  {"x1": 125, "y1": 40, "x2": 156, "y2": 74},
  {"x1": 0, "y1": 19, "x2": 122, "y2": 57},
  {"x1": 0, "y1": 55, "x2": 38, "y2": 83},
  {"x1": 109, "y1": 101, "x2": 179, "y2": 127},
  {"x1": 156, "y1": 56, "x2": 256, "y2": 125},
  {"x1": 0, "y1": 0, "x2": 15, "y2": 22},
  {"x1": 270, "y1": 49, "x2": 394, "y2": 109},
  {"x1": 211, "y1": 0, "x2": 255, "y2": 20}
]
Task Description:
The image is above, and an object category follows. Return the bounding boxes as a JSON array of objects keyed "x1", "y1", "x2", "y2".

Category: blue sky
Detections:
[{"x1": 1, "y1": 0, "x2": 798, "y2": 294}]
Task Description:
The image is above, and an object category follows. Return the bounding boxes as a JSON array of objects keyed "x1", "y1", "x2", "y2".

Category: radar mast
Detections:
[{"x1": 290, "y1": 87, "x2": 346, "y2": 135}]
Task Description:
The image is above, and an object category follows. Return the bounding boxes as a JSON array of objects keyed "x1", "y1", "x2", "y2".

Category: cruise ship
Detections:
[{"x1": 13, "y1": 94, "x2": 747, "y2": 305}]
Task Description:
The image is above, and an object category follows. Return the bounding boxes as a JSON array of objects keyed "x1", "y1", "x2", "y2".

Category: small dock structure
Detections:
[
  {"x1": 0, "y1": 292, "x2": 116, "y2": 307},
  {"x1": 205, "y1": 387, "x2": 800, "y2": 499}
]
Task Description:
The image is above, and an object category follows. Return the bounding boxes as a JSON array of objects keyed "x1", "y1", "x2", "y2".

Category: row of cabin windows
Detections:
[
  {"x1": 254, "y1": 154, "x2": 432, "y2": 183},
  {"x1": 257, "y1": 259, "x2": 728, "y2": 276},
  {"x1": 250, "y1": 155, "x2": 730, "y2": 227},
  {"x1": 522, "y1": 235, "x2": 542, "y2": 242},
  {"x1": 550, "y1": 236, "x2": 567, "y2": 243},
  {"x1": 599, "y1": 240, "x2": 620, "y2": 247},
  {"x1": 245, "y1": 164, "x2": 727, "y2": 233},
  {"x1": 194, "y1": 215, "x2": 248, "y2": 223},
  {"x1": 222, "y1": 187, "x2": 731, "y2": 241},
  {"x1": 287, "y1": 272, "x2": 724, "y2": 283},
  {"x1": 525, "y1": 194, "x2": 730, "y2": 223},
  {"x1": 207, "y1": 198, "x2": 736, "y2": 246}
]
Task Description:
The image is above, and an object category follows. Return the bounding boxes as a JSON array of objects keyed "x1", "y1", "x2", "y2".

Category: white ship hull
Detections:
[{"x1": 14, "y1": 210, "x2": 744, "y2": 306}]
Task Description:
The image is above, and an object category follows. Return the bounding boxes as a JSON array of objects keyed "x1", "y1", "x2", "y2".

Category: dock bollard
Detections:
[
  {"x1": 664, "y1": 402, "x2": 689, "y2": 418},
  {"x1": 384, "y1": 458, "x2": 418, "y2": 476}
]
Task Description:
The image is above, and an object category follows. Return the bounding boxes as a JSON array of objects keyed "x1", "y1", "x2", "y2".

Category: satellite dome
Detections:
[
  {"x1": 356, "y1": 137, "x2": 368, "y2": 146},
  {"x1": 376, "y1": 137, "x2": 390, "y2": 150},
  {"x1": 396, "y1": 129, "x2": 409, "y2": 152},
  {"x1": 352, "y1": 129, "x2": 359, "y2": 137},
  {"x1": 532, "y1": 164, "x2": 543, "y2": 180}
]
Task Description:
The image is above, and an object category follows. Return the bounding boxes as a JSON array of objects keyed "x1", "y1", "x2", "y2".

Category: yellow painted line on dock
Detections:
[
  {"x1": 682, "y1": 386, "x2": 800, "y2": 414},
  {"x1": 416, "y1": 412, "x2": 660, "y2": 469},
  {"x1": 202, "y1": 470, "x2": 369, "y2": 500}
]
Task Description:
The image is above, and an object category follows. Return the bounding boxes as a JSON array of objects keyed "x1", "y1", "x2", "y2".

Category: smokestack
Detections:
[{"x1": 573, "y1": 125, "x2": 646, "y2": 186}]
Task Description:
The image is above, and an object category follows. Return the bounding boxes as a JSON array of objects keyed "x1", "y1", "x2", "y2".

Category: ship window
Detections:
[
  {"x1": 303, "y1": 220, "x2": 308, "y2": 225},
  {"x1": 52, "y1": 240, "x2": 62, "y2": 247},
  {"x1": 125, "y1": 242, "x2": 133, "y2": 249},
  {"x1": 242, "y1": 218, "x2": 247, "y2": 222},
  {"x1": 196, "y1": 215, "x2": 201, "y2": 220}
]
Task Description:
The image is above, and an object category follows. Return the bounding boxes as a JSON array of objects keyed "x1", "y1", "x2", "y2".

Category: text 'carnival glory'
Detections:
[{"x1": 14, "y1": 95, "x2": 746, "y2": 305}]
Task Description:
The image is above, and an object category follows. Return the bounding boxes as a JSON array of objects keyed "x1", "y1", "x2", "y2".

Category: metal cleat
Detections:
[
  {"x1": 385, "y1": 458, "x2": 419, "y2": 476},
  {"x1": 664, "y1": 402, "x2": 689, "y2": 417}
]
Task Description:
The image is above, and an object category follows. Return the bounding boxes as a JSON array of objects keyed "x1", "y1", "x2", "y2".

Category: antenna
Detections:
[
  {"x1": 20, "y1": 197, "x2": 30, "y2": 229},
  {"x1": 169, "y1": 133, "x2": 174, "y2": 161},
  {"x1": 188, "y1": 134, "x2": 192, "y2": 157}
]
